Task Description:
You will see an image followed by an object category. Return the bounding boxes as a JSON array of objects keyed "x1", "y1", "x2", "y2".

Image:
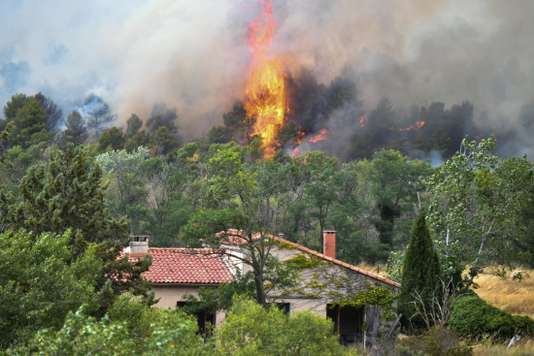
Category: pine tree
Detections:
[
  {"x1": 399, "y1": 212, "x2": 441, "y2": 327},
  {"x1": 2, "y1": 146, "x2": 153, "y2": 312},
  {"x1": 63, "y1": 111, "x2": 88, "y2": 145}
]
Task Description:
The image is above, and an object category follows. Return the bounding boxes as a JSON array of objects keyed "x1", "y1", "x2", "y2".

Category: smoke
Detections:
[
  {"x1": 1, "y1": 0, "x2": 533, "y2": 153},
  {"x1": 275, "y1": 0, "x2": 534, "y2": 155}
]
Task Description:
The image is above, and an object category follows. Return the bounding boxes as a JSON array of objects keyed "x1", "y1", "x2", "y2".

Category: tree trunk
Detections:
[{"x1": 254, "y1": 269, "x2": 267, "y2": 306}]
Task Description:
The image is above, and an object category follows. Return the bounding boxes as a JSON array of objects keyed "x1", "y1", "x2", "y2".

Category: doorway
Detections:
[{"x1": 326, "y1": 304, "x2": 364, "y2": 345}]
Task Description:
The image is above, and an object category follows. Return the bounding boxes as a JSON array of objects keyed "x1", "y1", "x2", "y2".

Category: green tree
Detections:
[
  {"x1": 126, "y1": 114, "x2": 143, "y2": 137},
  {"x1": 0, "y1": 230, "x2": 102, "y2": 348},
  {"x1": 399, "y1": 213, "x2": 441, "y2": 327},
  {"x1": 124, "y1": 114, "x2": 148, "y2": 151},
  {"x1": 0, "y1": 144, "x2": 45, "y2": 192},
  {"x1": 98, "y1": 126, "x2": 126, "y2": 152},
  {"x1": 215, "y1": 297, "x2": 347, "y2": 356},
  {"x1": 300, "y1": 151, "x2": 339, "y2": 242},
  {"x1": 182, "y1": 143, "x2": 296, "y2": 305},
  {"x1": 1, "y1": 96, "x2": 50, "y2": 149},
  {"x1": 62, "y1": 111, "x2": 88, "y2": 145},
  {"x1": 425, "y1": 137, "x2": 532, "y2": 265},
  {"x1": 96, "y1": 147, "x2": 151, "y2": 234},
  {"x1": 367, "y1": 149, "x2": 431, "y2": 249},
  {"x1": 150, "y1": 126, "x2": 180, "y2": 155},
  {"x1": 207, "y1": 125, "x2": 231, "y2": 144},
  {"x1": 0, "y1": 146, "x2": 152, "y2": 312},
  {"x1": 222, "y1": 101, "x2": 248, "y2": 143},
  {"x1": 35, "y1": 92, "x2": 63, "y2": 131}
]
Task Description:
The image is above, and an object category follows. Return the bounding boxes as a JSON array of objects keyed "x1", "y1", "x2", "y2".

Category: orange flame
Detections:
[
  {"x1": 308, "y1": 128, "x2": 329, "y2": 144},
  {"x1": 244, "y1": 0, "x2": 287, "y2": 159},
  {"x1": 359, "y1": 113, "x2": 367, "y2": 128},
  {"x1": 398, "y1": 120, "x2": 427, "y2": 132}
]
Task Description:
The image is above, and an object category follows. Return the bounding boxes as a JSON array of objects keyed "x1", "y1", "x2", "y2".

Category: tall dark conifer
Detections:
[{"x1": 399, "y1": 212, "x2": 441, "y2": 327}]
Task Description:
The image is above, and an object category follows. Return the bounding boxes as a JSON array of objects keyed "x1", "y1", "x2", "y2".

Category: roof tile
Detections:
[{"x1": 139, "y1": 248, "x2": 234, "y2": 285}]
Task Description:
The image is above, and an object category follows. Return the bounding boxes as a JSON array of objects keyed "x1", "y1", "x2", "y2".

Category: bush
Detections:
[
  {"x1": 397, "y1": 326, "x2": 472, "y2": 356},
  {"x1": 11, "y1": 300, "x2": 208, "y2": 355},
  {"x1": 0, "y1": 230, "x2": 102, "y2": 348},
  {"x1": 448, "y1": 294, "x2": 534, "y2": 340},
  {"x1": 215, "y1": 296, "x2": 351, "y2": 356}
]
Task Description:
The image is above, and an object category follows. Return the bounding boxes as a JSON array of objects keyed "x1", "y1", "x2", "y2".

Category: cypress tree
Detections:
[{"x1": 399, "y1": 212, "x2": 441, "y2": 327}]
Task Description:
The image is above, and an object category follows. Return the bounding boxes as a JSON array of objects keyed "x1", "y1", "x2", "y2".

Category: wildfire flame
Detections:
[
  {"x1": 398, "y1": 120, "x2": 427, "y2": 132},
  {"x1": 307, "y1": 128, "x2": 329, "y2": 144},
  {"x1": 244, "y1": 0, "x2": 287, "y2": 159}
]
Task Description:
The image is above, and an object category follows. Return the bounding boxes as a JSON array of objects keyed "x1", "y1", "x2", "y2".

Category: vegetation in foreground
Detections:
[{"x1": 1, "y1": 93, "x2": 534, "y2": 354}]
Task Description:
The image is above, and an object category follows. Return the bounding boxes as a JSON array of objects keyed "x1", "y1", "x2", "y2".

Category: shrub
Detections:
[
  {"x1": 448, "y1": 294, "x2": 534, "y2": 340},
  {"x1": 11, "y1": 302, "x2": 208, "y2": 355},
  {"x1": 0, "y1": 230, "x2": 102, "y2": 348},
  {"x1": 397, "y1": 326, "x2": 472, "y2": 356},
  {"x1": 215, "y1": 296, "x2": 350, "y2": 356}
]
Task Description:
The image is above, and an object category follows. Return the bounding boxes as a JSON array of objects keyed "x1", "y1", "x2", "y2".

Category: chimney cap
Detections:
[
  {"x1": 130, "y1": 234, "x2": 150, "y2": 242},
  {"x1": 323, "y1": 230, "x2": 336, "y2": 234}
]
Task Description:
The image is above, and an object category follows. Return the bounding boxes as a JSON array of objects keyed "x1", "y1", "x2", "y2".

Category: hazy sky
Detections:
[{"x1": 1, "y1": 0, "x2": 533, "y2": 137}]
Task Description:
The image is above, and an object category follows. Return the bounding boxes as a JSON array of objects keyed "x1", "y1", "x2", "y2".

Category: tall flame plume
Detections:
[{"x1": 244, "y1": 0, "x2": 287, "y2": 158}]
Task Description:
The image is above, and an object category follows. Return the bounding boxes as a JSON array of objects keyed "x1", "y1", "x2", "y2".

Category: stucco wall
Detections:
[
  {"x1": 152, "y1": 285, "x2": 226, "y2": 325},
  {"x1": 152, "y1": 286, "x2": 200, "y2": 308},
  {"x1": 274, "y1": 298, "x2": 326, "y2": 316}
]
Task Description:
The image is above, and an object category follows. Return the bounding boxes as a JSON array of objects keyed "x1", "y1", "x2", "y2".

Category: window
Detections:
[
  {"x1": 177, "y1": 301, "x2": 216, "y2": 336},
  {"x1": 276, "y1": 302, "x2": 290, "y2": 315}
]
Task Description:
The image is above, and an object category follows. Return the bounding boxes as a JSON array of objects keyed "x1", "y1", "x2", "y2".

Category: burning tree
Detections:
[{"x1": 244, "y1": 0, "x2": 287, "y2": 159}]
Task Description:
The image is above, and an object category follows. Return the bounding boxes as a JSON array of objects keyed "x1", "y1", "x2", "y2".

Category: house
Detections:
[{"x1": 124, "y1": 231, "x2": 400, "y2": 345}]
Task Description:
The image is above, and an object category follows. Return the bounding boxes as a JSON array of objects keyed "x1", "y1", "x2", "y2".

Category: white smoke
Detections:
[{"x1": 1, "y1": 0, "x2": 534, "y2": 143}]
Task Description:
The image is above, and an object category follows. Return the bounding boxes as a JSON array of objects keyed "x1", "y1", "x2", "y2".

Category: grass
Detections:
[
  {"x1": 471, "y1": 267, "x2": 534, "y2": 355},
  {"x1": 474, "y1": 266, "x2": 534, "y2": 319},
  {"x1": 473, "y1": 339, "x2": 534, "y2": 355}
]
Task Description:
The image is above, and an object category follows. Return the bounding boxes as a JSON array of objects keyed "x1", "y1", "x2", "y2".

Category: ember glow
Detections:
[
  {"x1": 398, "y1": 120, "x2": 427, "y2": 132},
  {"x1": 359, "y1": 114, "x2": 367, "y2": 128},
  {"x1": 244, "y1": 0, "x2": 287, "y2": 158},
  {"x1": 308, "y1": 128, "x2": 329, "y2": 144}
]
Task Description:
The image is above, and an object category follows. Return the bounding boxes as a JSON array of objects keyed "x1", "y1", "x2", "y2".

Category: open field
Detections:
[{"x1": 474, "y1": 267, "x2": 534, "y2": 319}]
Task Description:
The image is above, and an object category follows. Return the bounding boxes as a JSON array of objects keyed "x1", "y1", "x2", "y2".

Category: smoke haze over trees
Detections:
[{"x1": 1, "y1": 1, "x2": 534, "y2": 158}]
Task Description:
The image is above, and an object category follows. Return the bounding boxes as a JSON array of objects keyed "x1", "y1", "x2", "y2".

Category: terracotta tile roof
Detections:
[
  {"x1": 271, "y1": 236, "x2": 401, "y2": 288},
  {"x1": 137, "y1": 248, "x2": 234, "y2": 285}
]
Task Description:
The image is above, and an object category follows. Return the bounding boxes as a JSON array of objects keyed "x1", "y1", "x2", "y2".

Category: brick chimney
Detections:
[
  {"x1": 323, "y1": 230, "x2": 336, "y2": 259},
  {"x1": 129, "y1": 235, "x2": 150, "y2": 255}
]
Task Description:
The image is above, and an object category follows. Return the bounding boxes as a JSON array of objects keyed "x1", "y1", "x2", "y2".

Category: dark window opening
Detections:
[
  {"x1": 275, "y1": 303, "x2": 290, "y2": 315},
  {"x1": 326, "y1": 304, "x2": 364, "y2": 345},
  {"x1": 177, "y1": 301, "x2": 216, "y2": 336}
]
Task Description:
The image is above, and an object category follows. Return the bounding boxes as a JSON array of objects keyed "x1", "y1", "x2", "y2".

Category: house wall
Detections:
[
  {"x1": 274, "y1": 298, "x2": 326, "y2": 316},
  {"x1": 152, "y1": 285, "x2": 226, "y2": 325},
  {"x1": 268, "y1": 245, "x2": 399, "y2": 347},
  {"x1": 152, "y1": 286, "x2": 200, "y2": 308},
  {"x1": 149, "y1": 245, "x2": 398, "y2": 338}
]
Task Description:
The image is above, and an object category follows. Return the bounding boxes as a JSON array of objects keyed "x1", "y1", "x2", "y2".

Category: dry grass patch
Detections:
[
  {"x1": 474, "y1": 267, "x2": 534, "y2": 319},
  {"x1": 473, "y1": 339, "x2": 534, "y2": 356}
]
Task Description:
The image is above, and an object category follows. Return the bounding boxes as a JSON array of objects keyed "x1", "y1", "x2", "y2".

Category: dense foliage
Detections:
[
  {"x1": 11, "y1": 295, "x2": 208, "y2": 355},
  {"x1": 0, "y1": 230, "x2": 102, "y2": 348},
  {"x1": 448, "y1": 294, "x2": 534, "y2": 340},
  {"x1": 0, "y1": 92, "x2": 533, "y2": 350},
  {"x1": 215, "y1": 297, "x2": 350, "y2": 356}
]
